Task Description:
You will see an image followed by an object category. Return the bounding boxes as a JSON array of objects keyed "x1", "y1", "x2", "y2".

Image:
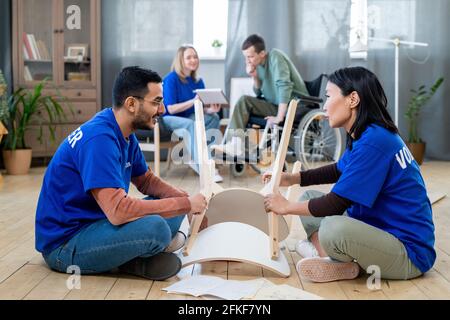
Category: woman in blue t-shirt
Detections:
[
  {"x1": 163, "y1": 45, "x2": 222, "y2": 182},
  {"x1": 263, "y1": 66, "x2": 435, "y2": 283}
]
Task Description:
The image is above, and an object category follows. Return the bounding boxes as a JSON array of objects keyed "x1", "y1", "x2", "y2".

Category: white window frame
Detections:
[{"x1": 193, "y1": 0, "x2": 228, "y2": 59}]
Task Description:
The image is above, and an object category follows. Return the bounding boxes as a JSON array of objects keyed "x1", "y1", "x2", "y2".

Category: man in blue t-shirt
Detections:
[{"x1": 35, "y1": 66, "x2": 207, "y2": 281}]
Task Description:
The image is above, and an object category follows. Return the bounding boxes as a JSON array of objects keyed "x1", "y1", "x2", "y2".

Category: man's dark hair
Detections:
[
  {"x1": 112, "y1": 66, "x2": 162, "y2": 107},
  {"x1": 328, "y1": 66, "x2": 398, "y2": 150},
  {"x1": 241, "y1": 34, "x2": 266, "y2": 53}
]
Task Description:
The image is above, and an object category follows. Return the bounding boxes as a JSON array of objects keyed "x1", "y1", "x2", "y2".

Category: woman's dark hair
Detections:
[
  {"x1": 328, "y1": 66, "x2": 398, "y2": 149},
  {"x1": 241, "y1": 34, "x2": 266, "y2": 53},
  {"x1": 112, "y1": 66, "x2": 162, "y2": 107}
]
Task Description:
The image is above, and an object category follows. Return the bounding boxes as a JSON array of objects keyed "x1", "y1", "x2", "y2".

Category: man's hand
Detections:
[
  {"x1": 246, "y1": 64, "x2": 257, "y2": 78},
  {"x1": 188, "y1": 193, "x2": 207, "y2": 214},
  {"x1": 262, "y1": 171, "x2": 299, "y2": 187},
  {"x1": 204, "y1": 104, "x2": 221, "y2": 114},
  {"x1": 264, "y1": 116, "x2": 284, "y2": 127},
  {"x1": 264, "y1": 192, "x2": 292, "y2": 215}
]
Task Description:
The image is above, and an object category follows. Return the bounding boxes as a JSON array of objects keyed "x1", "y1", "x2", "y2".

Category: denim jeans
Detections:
[
  {"x1": 163, "y1": 112, "x2": 220, "y2": 173},
  {"x1": 42, "y1": 197, "x2": 186, "y2": 274}
]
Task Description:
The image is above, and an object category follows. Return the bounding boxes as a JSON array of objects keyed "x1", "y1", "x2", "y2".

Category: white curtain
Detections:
[{"x1": 102, "y1": 0, "x2": 193, "y2": 106}]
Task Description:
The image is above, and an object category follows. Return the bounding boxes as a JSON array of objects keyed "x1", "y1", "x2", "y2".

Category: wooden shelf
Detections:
[
  {"x1": 24, "y1": 59, "x2": 52, "y2": 63},
  {"x1": 13, "y1": 0, "x2": 101, "y2": 158},
  {"x1": 64, "y1": 60, "x2": 91, "y2": 64}
]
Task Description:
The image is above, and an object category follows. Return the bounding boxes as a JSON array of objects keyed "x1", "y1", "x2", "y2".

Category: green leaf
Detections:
[
  {"x1": 405, "y1": 77, "x2": 444, "y2": 143},
  {"x1": 1, "y1": 79, "x2": 71, "y2": 150}
]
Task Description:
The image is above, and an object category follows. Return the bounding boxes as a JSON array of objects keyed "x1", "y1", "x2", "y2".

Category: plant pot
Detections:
[
  {"x1": 213, "y1": 47, "x2": 222, "y2": 56},
  {"x1": 406, "y1": 142, "x2": 426, "y2": 165},
  {"x1": 2, "y1": 149, "x2": 33, "y2": 175}
]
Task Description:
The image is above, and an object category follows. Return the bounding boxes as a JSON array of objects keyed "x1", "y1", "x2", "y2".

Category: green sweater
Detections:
[{"x1": 254, "y1": 49, "x2": 308, "y2": 105}]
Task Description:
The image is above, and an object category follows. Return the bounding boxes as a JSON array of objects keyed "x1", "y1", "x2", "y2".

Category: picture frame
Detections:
[{"x1": 66, "y1": 43, "x2": 89, "y2": 60}]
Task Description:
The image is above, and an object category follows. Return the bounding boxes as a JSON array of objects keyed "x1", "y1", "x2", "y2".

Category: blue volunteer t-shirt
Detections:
[
  {"x1": 162, "y1": 70, "x2": 205, "y2": 118},
  {"x1": 332, "y1": 124, "x2": 435, "y2": 273},
  {"x1": 35, "y1": 108, "x2": 148, "y2": 254}
]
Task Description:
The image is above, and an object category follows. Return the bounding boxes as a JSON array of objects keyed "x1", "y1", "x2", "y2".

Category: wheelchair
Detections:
[{"x1": 222, "y1": 74, "x2": 346, "y2": 177}]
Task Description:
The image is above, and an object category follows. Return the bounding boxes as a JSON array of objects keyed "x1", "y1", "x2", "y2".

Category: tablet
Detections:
[{"x1": 194, "y1": 88, "x2": 229, "y2": 105}]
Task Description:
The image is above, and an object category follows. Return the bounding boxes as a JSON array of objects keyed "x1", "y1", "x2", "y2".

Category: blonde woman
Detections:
[{"x1": 163, "y1": 45, "x2": 222, "y2": 182}]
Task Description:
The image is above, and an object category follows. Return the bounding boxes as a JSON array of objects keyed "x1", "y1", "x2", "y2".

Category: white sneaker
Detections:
[
  {"x1": 295, "y1": 240, "x2": 319, "y2": 258},
  {"x1": 211, "y1": 137, "x2": 244, "y2": 157},
  {"x1": 164, "y1": 231, "x2": 187, "y2": 253},
  {"x1": 214, "y1": 169, "x2": 224, "y2": 183},
  {"x1": 296, "y1": 257, "x2": 360, "y2": 283}
]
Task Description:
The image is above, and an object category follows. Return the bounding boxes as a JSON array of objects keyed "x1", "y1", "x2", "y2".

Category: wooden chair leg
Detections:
[
  {"x1": 183, "y1": 100, "x2": 215, "y2": 256},
  {"x1": 154, "y1": 121, "x2": 161, "y2": 177},
  {"x1": 285, "y1": 161, "x2": 302, "y2": 233},
  {"x1": 264, "y1": 100, "x2": 299, "y2": 260}
]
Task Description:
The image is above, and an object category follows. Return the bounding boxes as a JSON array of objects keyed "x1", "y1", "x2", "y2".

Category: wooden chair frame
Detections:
[{"x1": 179, "y1": 99, "x2": 299, "y2": 277}]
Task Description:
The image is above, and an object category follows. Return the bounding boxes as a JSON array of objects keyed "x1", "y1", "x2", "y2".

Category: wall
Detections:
[{"x1": 198, "y1": 59, "x2": 225, "y2": 90}]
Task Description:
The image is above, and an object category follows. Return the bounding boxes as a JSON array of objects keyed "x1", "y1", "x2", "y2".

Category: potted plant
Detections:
[
  {"x1": 404, "y1": 77, "x2": 444, "y2": 165},
  {"x1": 211, "y1": 39, "x2": 223, "y2": 56},
  {"x1": 0, "y1": 71, "x2": 9, "y2": 183},
  {"x1": 0, "y1": 71, "x2": 8, "y2": 144},
  {"x1": 0, "y1": 75, "x2": 67, "y2": 175}
]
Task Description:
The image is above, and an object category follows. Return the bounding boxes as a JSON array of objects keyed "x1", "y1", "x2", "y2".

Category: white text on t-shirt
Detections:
[
  {"x1": 68, "y1": 128, "x2": 83, "y2": 149},
  {"x1": 395, "y1": 146, "x2": 414, "y2": 170}
]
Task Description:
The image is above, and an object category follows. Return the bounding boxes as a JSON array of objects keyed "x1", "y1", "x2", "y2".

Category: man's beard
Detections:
[{"x1": 131, "y1": 109, "x2": 156, "y2": 131}]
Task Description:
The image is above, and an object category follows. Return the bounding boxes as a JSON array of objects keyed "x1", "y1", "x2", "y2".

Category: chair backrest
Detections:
[
  {"x1": 229, "y1": 77, "x2": 255, "y2": 116},
  {"x1": 305, "y1": 74, "x2": 328, "y2": 97}
]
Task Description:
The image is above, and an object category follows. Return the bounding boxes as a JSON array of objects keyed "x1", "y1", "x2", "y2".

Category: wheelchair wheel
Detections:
[
  {"x1": 295, "y1": 110, "x2": 344, "y2": 169},
  {"x1": 231, "y1": 163, "x2": 246, "y2": 177}
]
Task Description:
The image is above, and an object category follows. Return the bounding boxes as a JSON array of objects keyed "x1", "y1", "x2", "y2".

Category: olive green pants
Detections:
[
  {"x1": 299, "y1": 190, "x2": 423, "y2": 280},
  {"x1": 225, "y1": 95, "x2": 278, "y2": 142}
]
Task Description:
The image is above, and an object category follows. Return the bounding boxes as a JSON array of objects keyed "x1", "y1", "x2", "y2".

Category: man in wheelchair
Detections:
[
  {"x1": 213, "y1": 33, "x2": 310, "y2": 157},
  {"x1": 213, "y1": 34, "x2": 341, "y2": 174}
]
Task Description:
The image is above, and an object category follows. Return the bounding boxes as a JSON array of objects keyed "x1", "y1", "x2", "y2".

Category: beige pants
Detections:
[{"x1": 299, "y1": 190, "x2": 423, "y2": 280}]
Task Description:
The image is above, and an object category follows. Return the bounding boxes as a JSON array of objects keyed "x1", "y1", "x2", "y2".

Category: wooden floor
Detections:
[{"x1": 0, "y1": 161, "x2": 449, "y2": 300}]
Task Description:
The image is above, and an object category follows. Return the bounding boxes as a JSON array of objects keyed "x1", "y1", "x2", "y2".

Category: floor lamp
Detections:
[{"x1": 368, "y1": 37, "x2": 429, "y2": 127}]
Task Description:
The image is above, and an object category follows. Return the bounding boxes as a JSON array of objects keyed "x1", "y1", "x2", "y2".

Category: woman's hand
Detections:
[
  {"x1": 262, "y1": 171, "x2": 299, "y2": 187},
  {"x1": 205, "y1": 104, "x2": 221, "y2": 114},
  {"x1": 191, "y1": 94, "x2": 200, "y2": 105},
  {"x1": 264, "y1": 192, "x2": 292, "y2": 215}
]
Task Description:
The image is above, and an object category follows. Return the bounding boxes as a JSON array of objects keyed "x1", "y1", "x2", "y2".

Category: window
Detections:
[
  {"x1": 350, "y1": 0, "x2": 368, "y2": 48},
  {"x1": 349, "y1": 0, "x2": 418, "y2": 51},
  {"x1": 368, "y1": 0, "x2": 417, "y2": 49},
  {"x1": 193, "y1": 0, "x2": 228, "y2": 58},
  {"x1": 298, "y1": 0, "x2": 351, "y2": 51}
]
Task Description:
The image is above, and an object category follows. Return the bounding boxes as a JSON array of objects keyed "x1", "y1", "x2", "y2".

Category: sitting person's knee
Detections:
[
  {"x1": 236, "y1": 95, "x2": 253, "y2": 108},
  {"x1": 299, "y1": 190, "x2": 325, "y2": 202},
  {"x1": 137, "y1": 215, "x2": 172, "y2": 248},
  {"x1": 318, "y1": 216, "x2": 350, "y2": 248}
]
